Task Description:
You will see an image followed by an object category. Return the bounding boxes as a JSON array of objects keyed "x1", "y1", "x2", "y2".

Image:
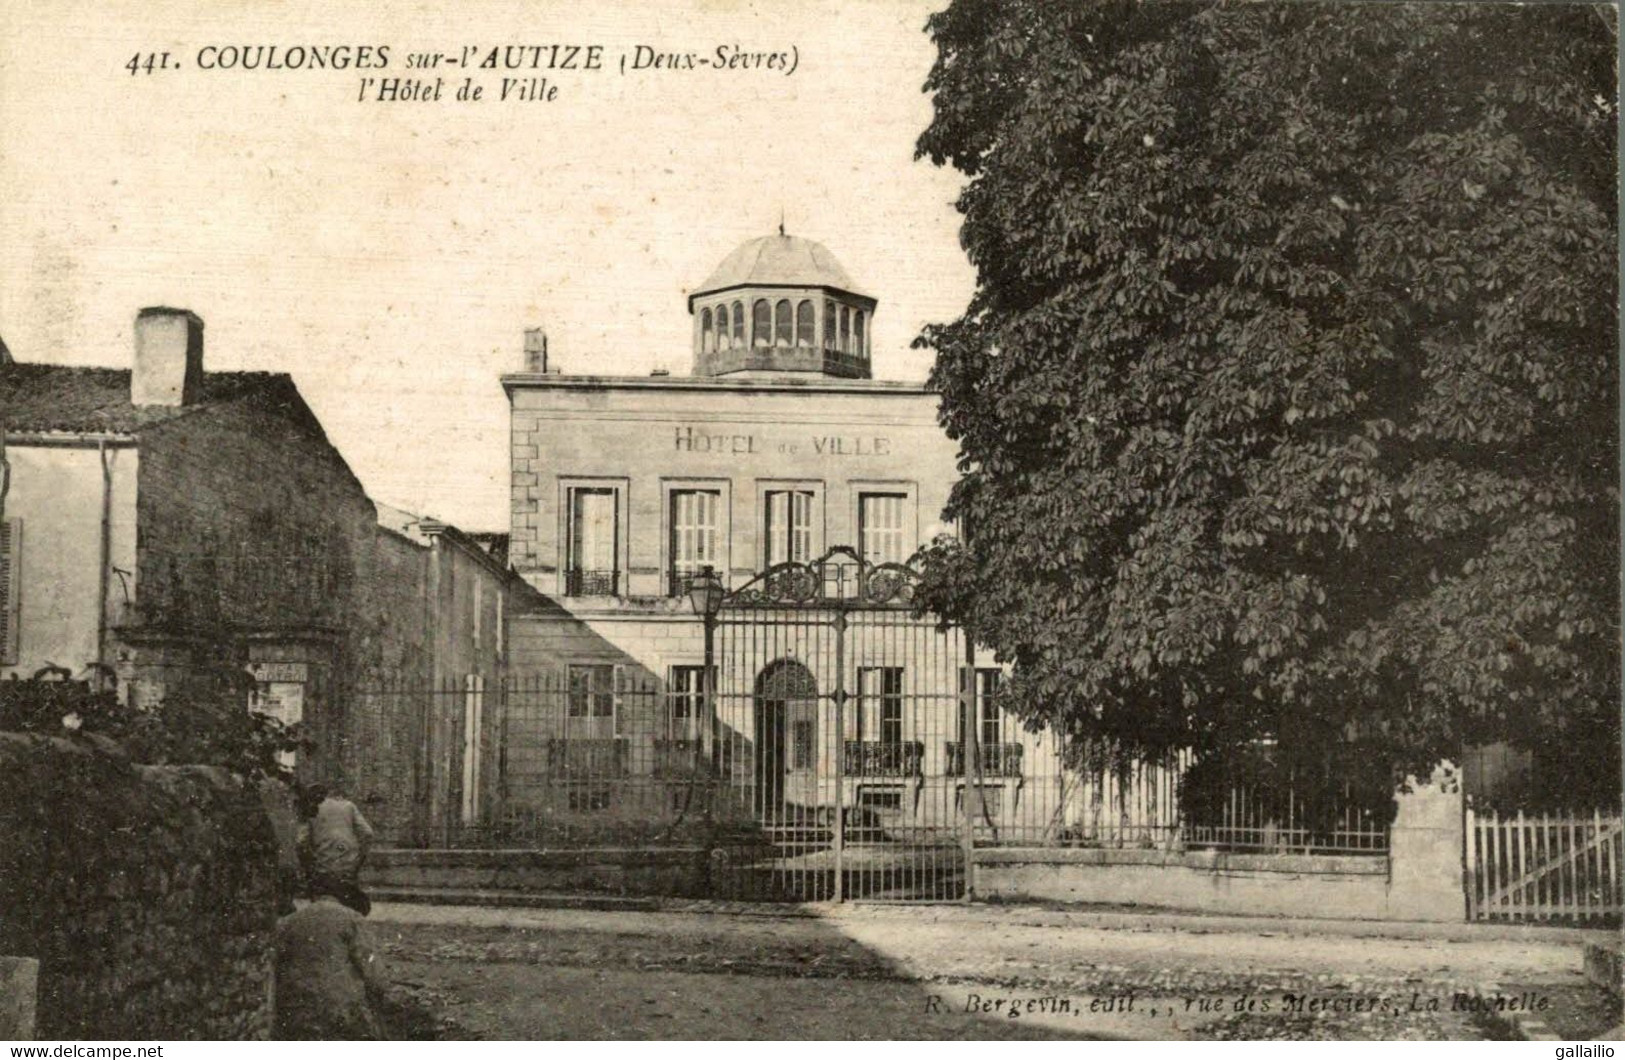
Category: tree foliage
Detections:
[
  {"x1": 915, "y1": 1, "x2": 1618, "y2": 799},
  {"x1": 0, "y1": 669, "x2": 302, "y2": 782}
]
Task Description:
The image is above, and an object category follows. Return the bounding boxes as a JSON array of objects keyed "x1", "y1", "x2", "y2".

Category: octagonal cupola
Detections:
[{"x1": 688, "y1": 230, "x2": 876, "y2": 379}]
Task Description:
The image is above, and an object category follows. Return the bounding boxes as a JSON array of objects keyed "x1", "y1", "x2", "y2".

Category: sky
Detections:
[{"x1": 0, "y1": 0, "x2": 974, "y2": 530}]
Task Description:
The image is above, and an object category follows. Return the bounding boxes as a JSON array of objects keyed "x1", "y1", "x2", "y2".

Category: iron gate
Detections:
[{"x1": 707, "y1": 547, "x2": 972, "y2": 901}]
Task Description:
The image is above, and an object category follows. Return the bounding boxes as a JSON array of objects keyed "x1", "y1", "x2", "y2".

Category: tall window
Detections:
[
  {"x1": 716, "y1": 304, "x2": 730, "y2": 350},
  {"x1": 840, "y1": 307, "x2": 851, "y2": 353},
  {"x1": 667, "y1": 665, "x2": 712, "y2": 740},
  {"x1": 669, "y1": 489, "x2": 721, "y2": 595},
  {"x1": 774, "y1": 299, "x2": 793, "y2": 346},
  {"x1": 763, "y1": 489, "x2": 814, "y2": 567},
  {"x1": 567, "y1": 663, "x2": 616, "y2": 720},
  {"x1": 854, "y1": 310, "x2": 866, "y2": 354},
  {"x1": 856, "y1": 667, "x2": 904, "y2": 745},
  {"x1": 796, "y1": 301, "x2": 814, "y2": 347},
  {"x1": 858, "y1": 492, "x2": 908, "y2": 565},
  {"x1": 961, "y1": 668, "x2": 1004, "y2": 747},
  {"x1": 753, "y1": 300, "x2": 772, "y2": 346},
  {"x1": 732, "y1": 301, "x2": 745, "y2": 346},
  {"x1": 824, "y1": 300, "x2": 836, "y2": 349},
  {"x1": 700, "y1": 308, "x2": 714, "y2": 353},
  {"x1": 566, "y1": 488, "x2": 618, "y2": 596},
  {"x1": 0, "y1": 519, "x2": 19, "y2": 665}
]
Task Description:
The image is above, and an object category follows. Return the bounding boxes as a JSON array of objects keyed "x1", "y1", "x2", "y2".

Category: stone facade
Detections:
[
  {"x1": 505, "y1": 376, "x2": 957, "y2": 593},
  {"x1": 0, "y1": 311, "x2": 505, "y2": 793},
  {"x1": 347, "y1": 507, "x2": 516, "y2": 842},
  {"x1": 496, "y1": 234, "x2": 1058, "y2": 842}
]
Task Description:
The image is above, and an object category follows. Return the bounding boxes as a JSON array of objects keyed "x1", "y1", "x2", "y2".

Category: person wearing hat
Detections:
[{"x1": 273, "y1": 880, "x2": 387, "y2": 1039}]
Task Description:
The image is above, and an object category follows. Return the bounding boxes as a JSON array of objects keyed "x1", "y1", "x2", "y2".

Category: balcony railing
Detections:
[
  {"x1": 546, "y1": 738, "x2": 629, "y2": 776},
  {"x1": 843, "y1": 740, "x2": 924, "y2": 777},
  {"x1": 668, "y1": 569, "x2": 708, "y2": 599},
  {"x1": 565, "y1": 569, "x2": 619, "y2": 597},
  {"x1": 945, "y1": 741, "x2": 1024, "y2": 778}
]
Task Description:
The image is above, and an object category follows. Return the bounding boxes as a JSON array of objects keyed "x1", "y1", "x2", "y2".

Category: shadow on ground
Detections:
[{"x1": 367, "y1": 907, "x2": 1107, "y2": 1040}]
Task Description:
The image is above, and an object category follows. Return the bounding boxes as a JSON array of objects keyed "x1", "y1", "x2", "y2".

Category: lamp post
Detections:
[{"x1": 685, "y1": 565, "x2": 725, "y2": 778}]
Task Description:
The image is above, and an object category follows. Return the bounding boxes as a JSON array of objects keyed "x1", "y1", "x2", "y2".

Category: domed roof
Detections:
[{"x1": 693, "y1": 234, "x2": 868, "y2": 300}]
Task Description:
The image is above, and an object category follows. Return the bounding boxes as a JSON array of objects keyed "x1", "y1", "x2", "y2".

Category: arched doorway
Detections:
[{"x1": 754, "y1": 658, "x2": 817, "y2": 820}]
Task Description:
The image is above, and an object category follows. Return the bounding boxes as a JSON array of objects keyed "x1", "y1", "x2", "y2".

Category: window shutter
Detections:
[
  {"x1": 957, "y1": 666, "x2": 972, "y2": 747},
  {"x1": 612, "y1": 663, "x2": 627, "y2": 737},
  {"x1": 0, "y1": 519, "x2": 20, "y2": 665}
]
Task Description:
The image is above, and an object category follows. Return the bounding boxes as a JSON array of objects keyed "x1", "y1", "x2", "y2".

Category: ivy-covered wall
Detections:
[{"x1": 0, "y1": 732, "x2": 278, "y2": 1039}]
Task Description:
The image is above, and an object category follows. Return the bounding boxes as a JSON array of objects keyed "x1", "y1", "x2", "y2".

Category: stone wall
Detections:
[
  {"x1": 0, "y1": 733, "x2": 277, "y2": 1039},
  {"x1": 136, "y1": 393, "x2": 375, "y2": 636}
]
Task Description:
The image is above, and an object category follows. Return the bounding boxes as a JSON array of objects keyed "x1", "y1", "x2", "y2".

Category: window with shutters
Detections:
[
  {"x1": 669, "y1": 488, "x2": 722, "y2": 596},
  {"x1": 564, "y1": 486, "x2": 621, "y2": 596},
  {"x1": 959, "y1": 668, "x2": 1004, "y2": 747},
  {"x1": 858, "y1": 492, "x2": 909, "y2": 566},
  {"x1": 854, "y1": 666, "x2": 904, "y2": 745},
  {"x1": 763, "y1": 488, "x2": 816, "y2": 568},
  {"x1": 0, "y1": 519, "x2": 19, "y2": 666},
  {"x1": 567, "y1": 663, "x2": 616, "y2": 718},
  {"x1": 667, "y1": 664, "x2": 713, "y2": 740},
  {"x1": 565, "y1": 662, "x2": 626, "y2": 741}
]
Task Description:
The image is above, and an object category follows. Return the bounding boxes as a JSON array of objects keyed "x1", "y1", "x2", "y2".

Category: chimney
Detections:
[
  {"x1": 523, "y1": 327, "x2": 548, "y2": 373},
  {"x1": 132, "y1": 307, "x2": 204, "y2": 406}
]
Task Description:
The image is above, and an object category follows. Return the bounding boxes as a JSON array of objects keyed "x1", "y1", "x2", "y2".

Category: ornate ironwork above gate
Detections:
[{"x1": 722, "y1": 546, "x2": 920, "y2": 610}]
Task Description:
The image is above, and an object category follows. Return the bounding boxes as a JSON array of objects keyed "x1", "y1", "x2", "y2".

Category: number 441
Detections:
[{"x1": 126, "y1": 52, "x2": 175, "y2": 75}]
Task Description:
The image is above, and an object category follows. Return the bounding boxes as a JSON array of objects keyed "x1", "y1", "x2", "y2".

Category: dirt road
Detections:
[{"x1": 369, "y1": 901, "x2": 1604, "y2": 1039}]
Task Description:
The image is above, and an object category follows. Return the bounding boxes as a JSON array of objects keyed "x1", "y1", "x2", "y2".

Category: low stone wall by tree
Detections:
[{"x1": 0, "y1": 732, "x2": 278, "y2": 1039}]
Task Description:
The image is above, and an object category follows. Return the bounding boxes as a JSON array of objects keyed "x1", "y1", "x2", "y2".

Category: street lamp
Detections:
[
  {"x1": 685, "y1": 565, "x2": 725, "y2": 779},
  {"x1": 684, "y1": 564, "x2": 725, "y2": 620}
]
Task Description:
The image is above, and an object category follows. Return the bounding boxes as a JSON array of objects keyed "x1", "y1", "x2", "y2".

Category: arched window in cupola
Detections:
[
  {"x1": 796, "y1": 301, "x2": 814, "y2": 347},
  {"x1": 716, "y1": 303, "x2": 730, "y2": 350},
  {"x1": 732, "y1": 301, "x2": 744, "y2": 347},
  {"x1": 753, "y1": 299, "x2": 772, "y2": 347},
  {"x1": 854, "y1": 310, "x2": 866, "y2": 355},
  {"x1": 824, "y1": 300, "x2": 836, "y2": 349},
  {"x1": 840, "y1": 306, "x2": 851, "y2": 353},
  {"x1": 775, "y1": 299, "x2": 793, "y2": 347},
  {"x1": 701, "y1": 308, "x2": 714, "y2": 353}
]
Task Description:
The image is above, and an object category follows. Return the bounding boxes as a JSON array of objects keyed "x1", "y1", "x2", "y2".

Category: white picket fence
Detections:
[{"x1": 1465, "y1": 808, "x2": 1622, "y2": 923}]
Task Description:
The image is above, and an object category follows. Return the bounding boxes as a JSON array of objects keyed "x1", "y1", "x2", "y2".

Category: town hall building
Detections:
[{"x1": 499, "y1": 232, "x2": 1067, "y2": 881}]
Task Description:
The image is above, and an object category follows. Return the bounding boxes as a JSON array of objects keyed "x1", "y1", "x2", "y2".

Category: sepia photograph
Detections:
[{"x1": 0, "y1": 0, "x2": 1620, "y2": 1045}]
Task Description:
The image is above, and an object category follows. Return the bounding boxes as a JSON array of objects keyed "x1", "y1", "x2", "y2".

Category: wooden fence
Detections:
[{"x1": 1465, "y1": 808, "x2": 1622, "y2": 923}]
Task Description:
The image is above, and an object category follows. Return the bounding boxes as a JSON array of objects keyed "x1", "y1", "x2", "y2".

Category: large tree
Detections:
[{"x1": 915, "y1": 1, "x2": 1619, "y2": 800}]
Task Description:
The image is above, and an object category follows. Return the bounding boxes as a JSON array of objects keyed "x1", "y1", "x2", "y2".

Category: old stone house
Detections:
[{"x1": 0, "y1": 307, "x2": 510, "y2": 786}]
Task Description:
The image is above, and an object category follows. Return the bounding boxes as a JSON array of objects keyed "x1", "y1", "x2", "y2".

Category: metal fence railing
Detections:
[
  {"x1": 982, "y1": 743, "x2": 1391, "y2": 855},
  {"x1": 338, "y1": 674, "x2": 1394, "y2": 877}
]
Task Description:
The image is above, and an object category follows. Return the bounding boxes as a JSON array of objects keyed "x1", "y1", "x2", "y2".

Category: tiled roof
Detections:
[
  {"x1": 694, "y1": 234, "x2": 868, "y2": 298},
  {"x1": 0, "y1": 362, "x2": 298, "y2": 434}
]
